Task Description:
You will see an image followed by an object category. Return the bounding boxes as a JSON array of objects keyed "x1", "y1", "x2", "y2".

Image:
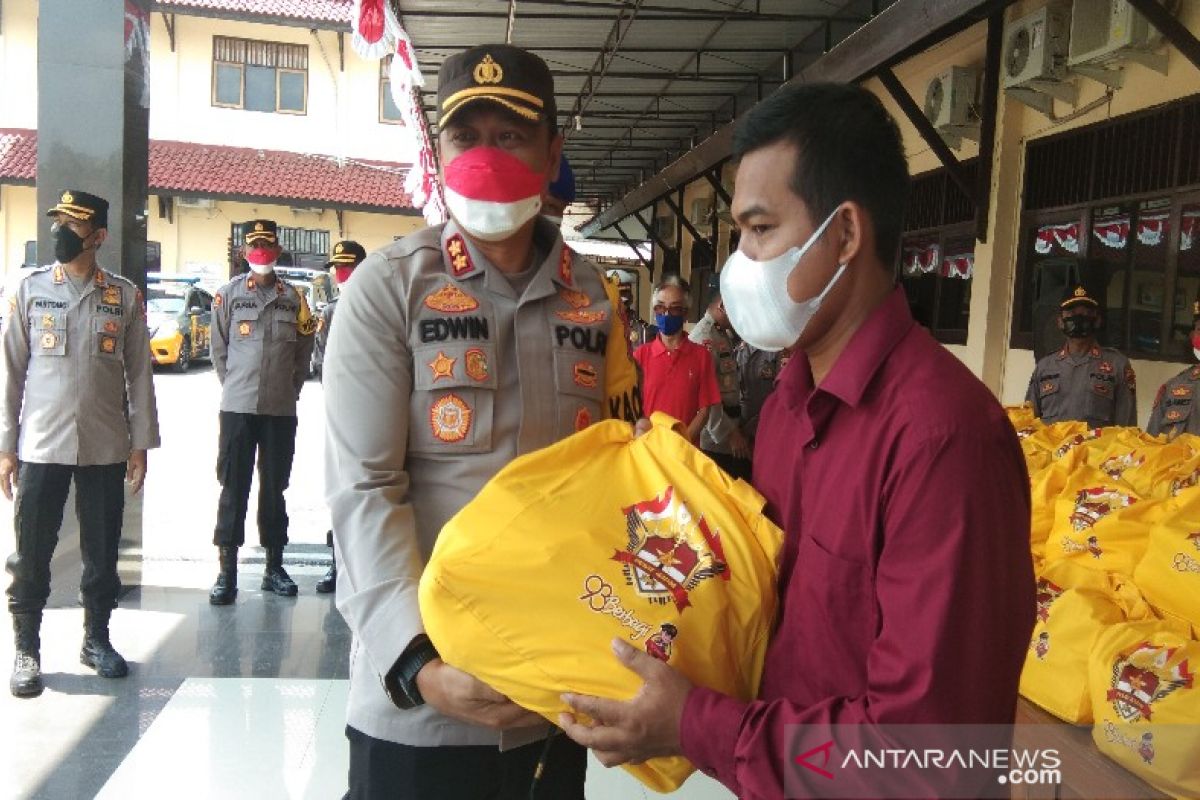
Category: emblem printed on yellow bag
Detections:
[
  {"x1": 1106, "y1": 642, "x2": 1194, "y2": 722},
  {"x1": 1032, "y1": 631, "x2": 1050, "y2": 661},
  {"x1": 645, "y1": 623, "x2": 677, "y2": 663},
  {"x1": 1068, "y1": 487, "x2": 1135, "y2": 532},
  {"x1": 430, "y1": 393, "x2": 471, "y2": 442},
  {"x1": 1170, "y1": 468, "x2": 1200, "y2": 497},
  {"x1": 614, "y1": 486, "x2": 729, "y2": 611},
  {"x1": 1100, "y1": 452, "x2": 1144, "y2": 480},
  {"x1": 1035, "y1": 578, "x2": 1064, "y2": 622}
]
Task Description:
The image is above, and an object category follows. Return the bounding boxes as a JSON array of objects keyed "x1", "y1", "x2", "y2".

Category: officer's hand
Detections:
[
  {"x1": 728, "y1": 427, "x2": 751, "y2": 460},
  {"x1": 126, "y1": 449, "x2": 147, "y2": 495},
  {"x1": 416, "y1": 659, "x2": 545, "y2": 730},
  {"x1": 0, "y1": 452, "x2": 18, "y2": 501},
  {"x1": 633, "y1": 417, "x2": 652, "y2": 437}
]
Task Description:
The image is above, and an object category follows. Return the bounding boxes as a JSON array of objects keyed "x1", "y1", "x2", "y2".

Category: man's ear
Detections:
[
  {"x1": 92, "y1": 229, "x2": 109, "y2": 249},
  {"x1": 1056, "y1": 316, "x2": 1065, "y2": 332},
  {"x1": 835, "y1": 202, "x2": 866, "y2": 266},
  {"x1": 547, "y1": 132, "x2": 564, "y2": 181}
]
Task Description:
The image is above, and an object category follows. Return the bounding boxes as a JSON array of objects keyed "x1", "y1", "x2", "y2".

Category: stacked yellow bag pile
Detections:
[{"x1": 1008, "y1": 407, "x2": 1200, "y2": 798}]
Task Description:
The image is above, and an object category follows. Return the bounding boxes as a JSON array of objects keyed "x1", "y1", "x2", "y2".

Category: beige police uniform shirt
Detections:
[
  {"x1": 323, "y1": 219, "x2": 640, "y2": 746},
  {"x1": 1026, "y1": 343, "x2": 1137, "y2": 429},
  {"x1": 0, "y1": 264, "x2": 160, "y2": 465},
  {"x1": 312, "y1": 297, "x2": 339, "y2": 376},
  {"x1": 211, "y1": 273, "x2": 316, "y2": 416},
  {"x1": 689, "y1": 312, "x2": 740, "y2": 452},
  {"x1": 1146, "y1": 364, "x2": 1200, "y2": 438}
]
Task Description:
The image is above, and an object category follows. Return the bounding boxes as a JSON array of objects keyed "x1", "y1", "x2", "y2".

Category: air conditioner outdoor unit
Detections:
[
  {"x1": 1002, "y1": 3, "x2": 1077, "y2": 114},
  {"x1": 1069, "y1": 0, "x2": 1172, "y2": 87},
  {"x1": 923, "y1": 67, "x2": 980, "y2": 148},
  {"x1": 176, "y1": 197, "x2": 215, "y2": 210}
]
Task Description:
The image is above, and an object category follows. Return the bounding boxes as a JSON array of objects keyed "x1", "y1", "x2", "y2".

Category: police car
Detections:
[{"x1": 147, "y1": 274, "x2": 214, "y2": 372}]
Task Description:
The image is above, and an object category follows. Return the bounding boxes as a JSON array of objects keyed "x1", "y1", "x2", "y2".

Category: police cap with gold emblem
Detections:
[
  {"x1": 244, "y1": 219, "x2": 279, "y2": 247},
  {"x1": 327, "y1": 240, "x2": 367, "y2": 268},
  {"x1": 437, "y1": 44, "x2": 556, "y2": 129},
  {"x1": 1060, "y1": 285, "x2": 1100, "y2": 311},
  {"x1": 45, "y1": 189, "x2": 109, "y2": 228}
]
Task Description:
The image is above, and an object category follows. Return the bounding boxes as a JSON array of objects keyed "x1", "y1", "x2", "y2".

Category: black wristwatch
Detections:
[{"x1": 385, "y1": 636, "x2": 439, "y2": 710}]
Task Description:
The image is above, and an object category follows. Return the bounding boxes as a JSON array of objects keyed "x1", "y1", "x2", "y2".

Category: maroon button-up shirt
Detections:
[{"x1": 679, "y1": 288, "x2": 1034, "y2": 799}]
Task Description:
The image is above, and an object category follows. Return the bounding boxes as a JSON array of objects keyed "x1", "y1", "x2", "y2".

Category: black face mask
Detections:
[
  {"x1": 53, "y1": 223, "x2": 89, "y2": 264},
  {"x1": 1063, "y1": 315, "x2": 1096, "y2": 339}
]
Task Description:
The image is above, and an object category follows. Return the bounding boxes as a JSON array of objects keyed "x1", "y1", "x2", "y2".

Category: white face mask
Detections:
[
  {"x1": 447, "y1": 194, "x2": 543, "y2": 242},
  {"x1": 1194, "y1": 348, "x2": 1200, "y2": 361},
  {"x1": 248, "y1": 261, "x2": 275, "y2": 275},
  {"x1": 719, "y1": 207, "x2": 845, "y2": 352}
]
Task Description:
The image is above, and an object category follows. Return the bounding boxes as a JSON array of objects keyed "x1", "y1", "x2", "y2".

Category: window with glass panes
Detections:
[
  {"x1": 212, "y1": 36, "x2": 308, "y2": 115},
  {"x1": 897, "y1": 161, "x2": 977, "y2": 345},
  {"x1": 380, "y1": 57, "x2": 404, "y2": 124},
  {"x1": 1011, "y1": 94, "x2": 1200, "y2": 362}
]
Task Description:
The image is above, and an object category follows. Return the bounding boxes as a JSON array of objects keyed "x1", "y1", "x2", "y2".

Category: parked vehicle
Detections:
[{"x1": 147, "y1": 274, "x2": 214, "y2": 372}]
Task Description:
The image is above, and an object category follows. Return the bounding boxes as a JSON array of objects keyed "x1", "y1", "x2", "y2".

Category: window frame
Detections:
[
  {"x1": 379, "y1": 57, "x2": 404, "y2": 125},
  {"x1": 210, "y1": 36, "x2": 308, "y2": 115},
  {"x1": 897, "y1": 221, "x2": 975, "y2": 346}
]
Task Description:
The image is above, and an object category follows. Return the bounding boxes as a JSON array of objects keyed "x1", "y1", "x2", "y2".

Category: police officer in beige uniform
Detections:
[
  {"x1": 689, "y1": 292, "x2": 751, "y2": 479},
  {"x1": 313, "y1": 239, "x2": 366, "y2": 595},
  {"x1": 1, "y1": 190, "x2": 160, "y2": 698},
  {"x1": 324, "y1": 44, "x2": 640, "y2": 799},
  {"x1": 1026, "y1": 285, "x2": 1137, "y2": 428},
  {"x1": 209, "y1": 221, "x2": 316, "y2": 605},
  {"x1": 1147, "y1": 296, "x2": 1200, "y2": 438}
]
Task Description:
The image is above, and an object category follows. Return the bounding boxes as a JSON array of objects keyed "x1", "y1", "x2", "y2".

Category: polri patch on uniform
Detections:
[
  {"x1": 558, "y1": 245, "x2": 573, "y2": 286},
  {"x1": 41, "y1": 313, "x2": 56, "y2": 329},
  {"x1": 430, "y1": 393, "x2": 472, "y2": 442},
  {"x1": 428, "y1": 351, "x2": 457, "y2": 381},
  {"x1": 446, "y1": 235, "x2": 473, "y2": 277},
  {"x1": 575, "y1": 406, "x2": 592, "y2": 431},
  {"x1": 573, "y1": 360, "x2": 599, "y2": 389},
  {"x1": 464, "y1": 348, "x2": 489, "y2": 382},
  {"x1": 100, "y1": 335, "x2": 117, "y2": 354},
  {"x1": 558, "y1": 287, "x2": 591, "y2": 310},
  {"x1": 238, "y1": 321, "x2": 253, "y2": 337},
  {"x1": 102, "y1": 286, "x2": 121, "y2": 305},
  {"x1": 424, "y1": 284, "x2": 480, "y2": 313},
  {"x1": 556, "y1": 309, "x2": 607, "y2": 324},
  {"x1": 1166, "y1": 409, "x2": 1185, "y2": 422},
  {"x1": 103, "y1": 320, "x2": 119, "y2": 334},
  {"x1": 40, "y1": 332, "x2": 58, "y2": 350}
]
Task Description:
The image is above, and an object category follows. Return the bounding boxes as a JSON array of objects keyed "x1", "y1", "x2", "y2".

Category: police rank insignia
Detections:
[
  {"x1": 615, "y1": 486, "x2": 729, "y2": 611},
  {"x1": 102, "y1": 286, "x2": 120, "y2": 305},
  {"x1": 556, "y1": 309, "x2": 607, "y2": 324},
  {"x1": 238, "y1": 321, "x2": 252, "y2": 337},
  {"x1": 424, "y1": 284, "x2": 480, "y2": 313},
  {"x1": 41, "y1": 314, "x2": 55, "y2": 329},
  {"x1": 558, "y1": 287, "x2": 591, "y2": 309},
  {"x1": 558, "y1": 245, "x2": 573, "y2": 285},
  {"x1": 572, "y1": 361, "x2": 598, "y2": 389},
  {"x1": 464, "y1": 348, "x2": 489, "y2": 382},
  {"x1": 40, "y1": 332, "x2": 58, "y2": 349},
  {"x1": 100, "y1": 335, "x2": 117, "y2": 354},
  {"x1": 446, "y1": 235, "x2": 473, "y2": 277},
  {"x1": 429, "y1": 351, "x2": 457, "y2": 381},
  {"x1": 430, "y1": 394, "x2": 472, "y2": 443}
]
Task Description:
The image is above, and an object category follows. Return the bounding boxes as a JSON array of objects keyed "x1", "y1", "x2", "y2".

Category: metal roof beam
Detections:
[
  {"x1": 416, "y1": 44, "x2": 791, "y2": 54},
  {"x1": 399, "y1": 8, "x2": 866, "y2": 23}
]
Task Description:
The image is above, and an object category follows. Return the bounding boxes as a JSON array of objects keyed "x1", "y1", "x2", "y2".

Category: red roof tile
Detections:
[
  {"x1": 156, "y1": 0, "x2": 353, "y2": 25},
  {"x1": 0, "y1": 129, "x2": 37, "y2": 182},
  {"x1": 0, "y1": 130, "x2": 414, "y2": 211}
]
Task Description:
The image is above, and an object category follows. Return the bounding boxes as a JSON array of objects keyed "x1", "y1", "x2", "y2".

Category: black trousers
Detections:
[
  {"x1": 5, "y1": 462, "x2": 126, "y2": 615},
  {"x1": 213, "y1": 412, "x2": 297, "y2": 548},
  {"x1": 345, "y1": 726, "x2": 587, "y2": 800}
]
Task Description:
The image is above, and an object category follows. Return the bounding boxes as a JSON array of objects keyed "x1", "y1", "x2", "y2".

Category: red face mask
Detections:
[
  {"x1": 1191, "y1": 330, "x2": 1200, "y2": 354},
  {"x1": 443, "y1": 147, "x2": 545, "y2": 242},
  {"x1": 246, "y1": 248, "x2": 276, "y2": 266},
  {"x1": 334, "y1": 266, "x2": 355, "y2": 285}
]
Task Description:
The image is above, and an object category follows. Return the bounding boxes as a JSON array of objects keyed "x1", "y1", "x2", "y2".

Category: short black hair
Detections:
[{"x1": 733, "y1": 82, "x2": 909, "y2": 264}]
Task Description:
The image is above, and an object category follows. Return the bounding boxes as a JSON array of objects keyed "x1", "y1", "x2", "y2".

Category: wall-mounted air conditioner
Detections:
[
  {"x1": 1069, "y1": 0, "x2": 1172, "y2": 87},
  {"x1": 1003, "y1": 3, "x2": 1077, "y2": 114},
  {"x1": 176, "y1": 197, "x2": 216, "y2": 210},
  {"x1": 923, "y1": 66, "x2": 980, "y2": 148}
]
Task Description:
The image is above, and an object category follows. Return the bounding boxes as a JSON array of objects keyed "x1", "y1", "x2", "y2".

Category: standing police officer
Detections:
[
  {"x1": 1147, "y1": 295, "x2": 1200, "y2": 438},
  {"x1": 313, "y1": 239, "x2": 366, "y2": 595},
  {"x1": 689, "y1": 292, "x2": 751, "y2": 479},
  {"x1": 1026, "y1": 285, "x2": 1137, "y2": 428},
  {"x1": 209, "y1": 221, "x2": 316, "y2": 605},
  {"x1": 324, "y1": 44, "x2": 640, "y2": 798},
  {"x1": 1, "y1": 190, "x2": 160, "y2": 697}
]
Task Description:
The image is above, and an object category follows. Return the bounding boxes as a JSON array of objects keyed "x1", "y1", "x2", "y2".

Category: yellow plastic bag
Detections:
[
  {"x1": 1133, "y1": 489, "x2": 1200, "y2": 637},
  {"x1": 1019, "y1": 562, "x2": 1154, "y2": 723},
  {"x1": 1089, "y1": 620, "x2": 1200, "y2": 799},
  {"x1": 419, "y1": 413, "x2": 784, "y2": 793}
]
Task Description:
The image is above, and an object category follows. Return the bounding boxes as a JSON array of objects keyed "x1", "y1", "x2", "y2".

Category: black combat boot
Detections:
[
  {"x1": 10, "y1": 613, "x2": 43, "y2": 698},
  {"x1": 315, "y1": 535, "x2": 336, "y2": 594},
  {"x1": 262, "y1": 547, "x2": 298, "y2": 597},
  {"x1": 80, "y1": 607, "x2": 129, "y2": 678},
  {"x1": 209, "y1": 545, "x2": 238, "y2": 605}
]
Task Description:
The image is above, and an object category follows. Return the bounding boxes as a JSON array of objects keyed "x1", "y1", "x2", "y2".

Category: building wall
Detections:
[
  {"x1": 0, "y1": 0, "x2": 38, "y2": 130},
  {"x1": 0, "y1": 184, "x2": 37, "y2": 279}
]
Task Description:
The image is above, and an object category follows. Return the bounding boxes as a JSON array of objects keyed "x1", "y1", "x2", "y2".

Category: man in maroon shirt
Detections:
[
  {"x1": 560, "y1": 83, "x2": 1034, "y2": 799},
  {"x1": 633, "y1": 277, "x2": 722, "y2": 444}
]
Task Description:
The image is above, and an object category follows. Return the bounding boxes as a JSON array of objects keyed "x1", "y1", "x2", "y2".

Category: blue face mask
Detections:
[{"x1": 655, "y1": 312, "x2": 685, "y2": 336}]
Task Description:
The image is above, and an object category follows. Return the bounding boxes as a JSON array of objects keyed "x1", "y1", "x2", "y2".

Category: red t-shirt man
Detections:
[{"x1": 633, "y1": 280, "x2": 721, "y2": 442}]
